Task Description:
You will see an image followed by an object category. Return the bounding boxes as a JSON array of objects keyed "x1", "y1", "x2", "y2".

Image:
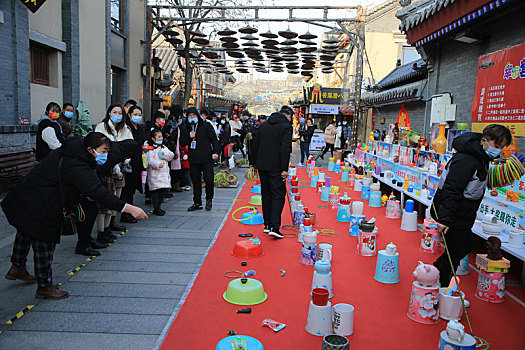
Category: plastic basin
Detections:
[
  {"x1": 223, "y1": 278, "x2": 268, "y2": 305},
  {"x1": 232, "y1": 239, "x2": 264, "y2": 258}
]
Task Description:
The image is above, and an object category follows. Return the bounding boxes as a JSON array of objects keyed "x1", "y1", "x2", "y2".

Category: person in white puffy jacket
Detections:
[{"x1": 145, "y1": 129, "x2": 174, "y2": 216}]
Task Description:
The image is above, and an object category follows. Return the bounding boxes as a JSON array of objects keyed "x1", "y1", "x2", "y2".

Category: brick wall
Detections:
[
  {"x1": 374, "y1": 101, "x2": 427, "y2": 135},
  {"x1": 0, "y1": 1, "x2": 30, "y2": 127},
  {"x1": 427, "y1": 8, "x2": 525, "y2": 149}
]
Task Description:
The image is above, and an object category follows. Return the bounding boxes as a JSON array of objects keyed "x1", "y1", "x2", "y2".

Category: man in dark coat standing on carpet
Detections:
[
  {"x1": 250, "y1": 106, "x2": 293, "y2": 239},
  {"x1": 180, "y1": 107, "x2": 220, "y2": 211}
]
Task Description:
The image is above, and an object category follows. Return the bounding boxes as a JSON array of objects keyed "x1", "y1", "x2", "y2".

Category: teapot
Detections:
[
  {"x1": 303, "y1": 230, "x2": 318, "y2": 245},
  {"x1": 446, "y1": 320, "x2": 465, "y2": 342},
  {"x1": 314, "y1": 259, "x2": 332, "y2": 275},
  {"x1": 386, "y1": 242, "x2": 397, "y2": 255}
]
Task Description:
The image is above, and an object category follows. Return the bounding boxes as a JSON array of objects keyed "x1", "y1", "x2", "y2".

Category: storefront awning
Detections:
[{"x1": 363, "y1": 80, "x2": 427, "y2": 107}]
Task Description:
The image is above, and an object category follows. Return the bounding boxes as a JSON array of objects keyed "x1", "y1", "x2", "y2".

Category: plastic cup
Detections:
[{"x1": 312, "y1": 288, "x2": 329, "y2": 306}]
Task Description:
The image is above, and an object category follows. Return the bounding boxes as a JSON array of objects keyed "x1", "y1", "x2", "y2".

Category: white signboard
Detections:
[
  {"x1": 310, "y1": 131, "x2": 326, "y2": 151},
  {"x1": 310, "y1": 104, "x2": 339, "y2": 114}
]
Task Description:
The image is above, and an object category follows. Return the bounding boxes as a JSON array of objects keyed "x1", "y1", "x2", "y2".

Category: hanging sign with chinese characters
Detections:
[
  {"x1": 471, "y1": 42, "x2": 525, "y2": 136},
  {"x1": 305, "y1": 84, "x2": 346, "y2": 105}
]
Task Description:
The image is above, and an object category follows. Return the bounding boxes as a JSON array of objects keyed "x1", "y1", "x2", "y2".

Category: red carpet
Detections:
[{"x1": 160, "y1": 168, "x2": 525, "y2": 349}]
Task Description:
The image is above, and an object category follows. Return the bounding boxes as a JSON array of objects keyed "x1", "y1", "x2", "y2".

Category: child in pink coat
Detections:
[{"x1": 145, "y1": 130, "x2": 174, "y2": 216}]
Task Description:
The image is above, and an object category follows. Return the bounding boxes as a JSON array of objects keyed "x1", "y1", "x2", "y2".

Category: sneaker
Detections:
[
  {"x1": 183, "y1": 186, "x2": 192, "y2": 191},
  {"x1": 297, "y1": 163, "x2": 304, "y2": 167},
  {"x1": 264, "y1": 225, "x2": 270, "y2": 233},
  {"x1": 187, "y1": 203, "x2": 203, "y2": 211},
  {"x1": 152, "y1": 208, "x2": 166, "y2": 216},
  {"x1": 5, "y1": 265, "x2": 36, "y2": 283},
  {"x1": 205, "y1": 199, "x2": 212, "y2": 211},
  {"x1": 269, "y1": 228, "x2": 284, "y2": 239},
  {"x1": 36, "y1": 284, "x2": 69, "y2": 299}
]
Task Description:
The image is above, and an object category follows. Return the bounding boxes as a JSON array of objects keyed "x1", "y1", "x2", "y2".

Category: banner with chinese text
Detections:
[{"x1": 471, "y1": 42, "x2": 525, "y2": 136}]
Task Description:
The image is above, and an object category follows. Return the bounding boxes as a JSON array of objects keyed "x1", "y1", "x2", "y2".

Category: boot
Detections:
[
  {"x1": 5, "y1": 265, "x2": 36, "y2": 283},
  {"x1": 109, "y1": 217, "x2": 126, "y2": 232},
  {"x1": 187, "y1": 203, "x2": 203, "y2": 211},
  {"x1": 35, "y1": 284, "x2": 69, "y2": 299},
  {"x1": 97, "y1": 231, "x2": 114, "y2": 244},
  {"x1": 120, "y1": 212, "x2": 137, "y2": 224}
]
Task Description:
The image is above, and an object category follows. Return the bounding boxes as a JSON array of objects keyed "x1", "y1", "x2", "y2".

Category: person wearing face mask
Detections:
[
  {"x1": 430, "y1": 124, "x2": 511, "y2": 287},
  {"x1": 36, "y1": 102, "x2": 65, "y2": 161},
  {"x1": 57, "y1": 103, "x2": 74, "y2": 139},
  {"x1": 2, "y1": 132, "x2": 147, "y2": 299},
  {"x1": 334, "y1": 121, "x2": 343, "y2": 149},
  {"x1": 95, "y1": 104, "x2": 134, "y2": 240},
  {"x1": 145, "y1": 130, "x2": 175, "y2": 216},
  {"x1": 179, "y1": 107, "x2": 220, "y2": 211},
  {"x1": 217, "y1": 116, "x2": 231, "y2": 165},
  {"x1": 298, "y1": 118, "x2": 316, "y2": 166},
  {"x1": 341, "y1": 119, "x2": 351, "y2": 149},
  {"x1": 120, "y1": 105, "x2": 146, "y2": 223},
  {"x1": 229, "y1": 114, "x2": 245, "y2": 158}
]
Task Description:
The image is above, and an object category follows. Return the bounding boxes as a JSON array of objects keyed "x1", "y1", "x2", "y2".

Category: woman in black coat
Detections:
[
  {"x1": 217, "y1": 116, "x2": 231, "y2": 164},
  {"x1": 2, "y1": 132, "x2": 147, "y2": 299},
  {"x1": 121, "y1": 105, "x2": 146, "y2": 223}
]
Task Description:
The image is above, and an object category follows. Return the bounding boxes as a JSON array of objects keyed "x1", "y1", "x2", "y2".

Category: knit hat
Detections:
[
  {"x1": 186, "y1": 107, "x2": 200, "y2": 119},
  {"x1": 242, "y1": 109, "x2": 251, "y2": 117}
]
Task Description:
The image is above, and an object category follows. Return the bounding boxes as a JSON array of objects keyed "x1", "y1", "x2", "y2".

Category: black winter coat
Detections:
[
  {"x1": 1, "y1": 136, "x2": 127, "y2": 243},
  {"x1": 250, "y1": 112, "x2": 292, "y2": 172},
  {"x1": 298, "y1": 124, "x2": 315, "y2": 143},
  {"x1": 431, "y1": 132, "x2": 491, "y2": 229},
  {"x1": 36, "y1": 118, "x2": 65, "y2": 161},
  {"x1": 126, "y1": 121, "x2": 146, "y2": 194},
  {"x1": 179, "y1": 118, "x2": 220, "y2": 164}
]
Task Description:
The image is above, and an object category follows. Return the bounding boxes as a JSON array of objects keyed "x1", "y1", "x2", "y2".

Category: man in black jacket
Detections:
[
  {"x1": 180, "y1": 107, "x2": 220, "y2": 211},
  {"x1": 431, "y1": 124, "x2": 511, "y2": 287},
  {"x1": 250, "y1": 106, "x2": 293, "y2": 239}
]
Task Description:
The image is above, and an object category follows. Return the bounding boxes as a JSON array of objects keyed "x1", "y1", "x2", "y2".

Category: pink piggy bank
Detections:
[{"x1": 413, "y1": 261, "x2": 440, "y2": 287}]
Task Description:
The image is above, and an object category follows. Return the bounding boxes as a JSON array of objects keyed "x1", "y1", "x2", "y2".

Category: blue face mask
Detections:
[
  {"x1": 131, "y1": 116, "x2": 142, "y2": 124},
  {"x1": 300, "y1": 118, "x2": 305, "y2": 123},
  {"x1": 64, "y1": 111, "x2": 74, "y2": 119},
  {"x1": 338, "y1": 123, "x2": 341, "y2": 126},
  {"x1": 485, "y1": 146, "x2": 502, "y2": 159},
  {"x1": 94, "y1": 150, "x2": 108, "y2": 165},
  {"x1": 221, "y1": 120, "x2": 225, "y2": 124},
  {"x1": 343, "y1": 121, "x2": 347, "y2": 125},
  {"x1": 189, "y1": 118, "x2": 198, "y2": 124},
  {"x1": 155, "y1": 140, "x2": 163, "y2": 145},
  {"x1": 110, "y1": 114, "x2": 122, "y2": 124}
]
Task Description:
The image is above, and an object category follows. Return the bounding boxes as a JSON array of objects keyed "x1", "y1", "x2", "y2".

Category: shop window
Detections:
[
  {"x1": 111, "y1": 0, "x2": 124, "y2": 32},
  {"x1": 111, "y1": 67, "x2": 122, "y2": 104},
  {"x1": 30, "y1": 44, "x2": 49, "y2": 86}
]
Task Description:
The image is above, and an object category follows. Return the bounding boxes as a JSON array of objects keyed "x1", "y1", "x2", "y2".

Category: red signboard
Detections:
[{"x1": 471, "y1": 42, "x2": 525, "y2": 136}]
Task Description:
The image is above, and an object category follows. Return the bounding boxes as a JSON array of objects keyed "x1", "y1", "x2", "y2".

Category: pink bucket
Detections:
[
  {"x1": 407, "y1": 281, "x2": 440, "y2": 324},
  {"x1": 328, "y1": 193, "x2": 340, "y2": 210},
  {"x1": 356, "y1": 229, "x2": 377, "y2": 256},
  {"x1": 385, "y1": 200, "x2": 401, "y2": 219},
  {"x1": 420, "y1": 229, "x2": 442, "y2": 254},
  {"x1": 476, "y1": 270, "x2": 505, "y2": 303}
]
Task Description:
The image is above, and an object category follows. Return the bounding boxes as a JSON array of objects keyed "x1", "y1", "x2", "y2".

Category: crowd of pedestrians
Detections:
[{"x1": 2, "y1": 100, "x2": 272, "y2": 299}]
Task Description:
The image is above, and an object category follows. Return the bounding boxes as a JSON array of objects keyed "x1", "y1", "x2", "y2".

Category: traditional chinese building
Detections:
[
  {"x1": 396, "y1": 0, "x2": 525, "y2": 148},
  {"x1": 362, "y1": 58, "x2": 428, "y2": 136}
]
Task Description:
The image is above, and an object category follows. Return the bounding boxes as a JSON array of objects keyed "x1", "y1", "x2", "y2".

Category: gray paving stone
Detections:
[
  {"x1": 113, "y1": 236, "x2": 212, "y2": 247},
  {"x1": 8, "y1": 311, "x2": 170, "y2": 334},
  {"x1": 104, "y1": 243, "x2": 207, "y2": 254},
  {"x1": 69, "y1": 270, "x2": 193, "y2": 285},
  {"x1": 95, "y1": 251, "x2": 204, "y2": 263},
  {"x1": 120, "y1": 230, "x2": 215, "y2": 239},
  {"x1": 64, "y1": 282, "x2": 185, "y2": 299},
  {"x1": 36, "y1": 296, "x2": 178, "y2": 315},
  {"x1": 85, "y1": 260, "x2": 198, "y2": 273},
  {"x1": 0, "y1": 331, "x2": 158, "y2": 350}
]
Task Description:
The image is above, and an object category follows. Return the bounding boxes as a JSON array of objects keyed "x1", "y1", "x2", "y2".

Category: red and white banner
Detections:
[{"x1": 471, "y1": 42, "x2": 525, "y2": 136}]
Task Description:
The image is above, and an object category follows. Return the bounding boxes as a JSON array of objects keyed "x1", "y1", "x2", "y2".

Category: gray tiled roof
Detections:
[
  {"x1": 397, "y1": 0, "x2": 456, "y2": 32},
  {"x1": 373, "y1": 59, "x2": 427, "y2": 91},
  {"x1": 363, "y1": 79, "x2": 427, "y2": 107}
]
